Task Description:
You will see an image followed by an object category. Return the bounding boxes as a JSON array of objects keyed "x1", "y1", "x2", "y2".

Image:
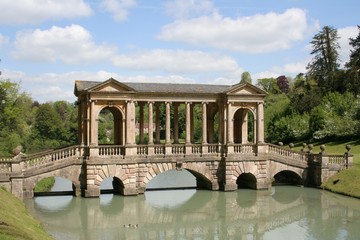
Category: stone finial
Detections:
[
  {"x1": 12, "y1": 145, "x2": 23, "y2": 156},
  {"x1": 320, "y1": 145, "x2": 326, "y2": 153},
  {"x1": 346, "y1": 145, "x2": 351, "y2": 153},
  {"x1": 301, "y1": 143, "x2": 307, "y2": 152},
  {"x1": 278, "y1": 142, "x2": 283, "y2": 146},
  {"x1": 307, "y1": 144, "x2": 313, "y2": 153},
  {"x1": 289, "y1": 143, "x2": 294, "y2": 149}
]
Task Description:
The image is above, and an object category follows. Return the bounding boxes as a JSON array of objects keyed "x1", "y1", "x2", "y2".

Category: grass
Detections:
[
  {"x1": 0, "y1": 187, "x2": 53, "y2": 240},
  {"x1": 34, "y1": 177, "x2": 55, "y2": 192}
]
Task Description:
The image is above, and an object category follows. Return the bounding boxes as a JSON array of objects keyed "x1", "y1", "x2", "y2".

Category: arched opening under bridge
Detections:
[
  {"x1": 273, "y1": 170, "x2": 303, "y2": 186},
  {"x1": 236, "y1": 173, "x2": 257, "y2": 189}
]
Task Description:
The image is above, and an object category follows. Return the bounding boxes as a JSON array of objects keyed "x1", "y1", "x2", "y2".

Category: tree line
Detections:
[
  {"x1": 258, "y1": 25, "x2": 360, "y2": 143},
  {"x1": 1, "y1": 25, "x2": 359, "y2": 156}
]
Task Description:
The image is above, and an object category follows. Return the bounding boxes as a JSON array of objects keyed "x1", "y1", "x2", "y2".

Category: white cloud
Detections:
[
  {"x1": 164, "y1": 0, "x2": 216, "y2": 19},
  {"x1": 271, "y1": 61, "x2": 308, "y2": 75},
  {"x1": 2, "y1": 69, "x2": 200, "y2": 102},
  {"x1": 158, "y1": 8, "x2": 316, "y2": 53},
  {"x1": 0, "y1": 0, "x2": 92, "y2": 25},
  {"x1": 112, "y1": 49, "x2": 239, "y2": 73},
  {"x1": 338, "y1": 26, "x2": 358, "y2": 66},
  {"x1": 100, "y1": 0, "x2": 137, "y2": 22},
  {"x1": 0, "y1": 34, "x2": 4, "y2": 48},
  {"x1": 12, "y1": 25, "x2": 117, "y2": 64}
]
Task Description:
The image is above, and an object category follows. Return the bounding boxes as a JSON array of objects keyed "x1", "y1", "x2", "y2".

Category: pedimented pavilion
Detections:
[{"x1": 74, "y1": 78, "x2": 267, "y2": 156}]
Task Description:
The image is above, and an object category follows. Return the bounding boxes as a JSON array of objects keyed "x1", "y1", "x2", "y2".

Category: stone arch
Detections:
[
  {"x1": 97, "y1": 105, "x2": 125, "y2": 145},
  {"x1": 236, "y1": 172, "x2": 257, "y2": 189},
  {"x1": 23, "y1": 165, "x2": 82, "y2": 198},
  {"x1": 273, "y1": 170, "x2": 303, "y2": 186},
  {"x1": 229, "y1": 161, "x2": 267, "y2": 190},
  {"x1": 233, "y1": 107, "x2": 256, "y2": 144},
  {"x1": 87, "y1": 164, "x2": 137, "y2": 196},
  {"x1": 137, "y1": 162, "x2": 216, "y2": 192},
  {"x1": 269, "y1": 161, "x2": 305, "y2": 186}
]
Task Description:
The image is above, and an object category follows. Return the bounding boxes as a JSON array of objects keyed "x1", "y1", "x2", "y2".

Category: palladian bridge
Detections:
[{"x1": 0, "y1": 78, "x2": 353, "y2": 199}]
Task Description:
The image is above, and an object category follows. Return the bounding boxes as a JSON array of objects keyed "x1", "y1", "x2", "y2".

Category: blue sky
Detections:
[{"x1": 0, "y1": 0, "x2": 359, "y2": 102}]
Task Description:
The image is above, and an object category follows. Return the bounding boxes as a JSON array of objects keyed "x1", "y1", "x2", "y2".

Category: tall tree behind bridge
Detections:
[
  {"x1": 240, "y1": 71, "x2": 252, "y2": 84},
  {"x1": 306, "y1": 26, "x2": 340, "y2": 93},
  {"x1": 345, "y1": 25, "x2": 360, "y2": 95}
]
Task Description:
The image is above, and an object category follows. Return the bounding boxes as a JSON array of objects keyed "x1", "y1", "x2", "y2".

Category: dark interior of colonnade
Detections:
[
  {"x1": 236, "y1": 173, "x2": 257, "y2": 189},
  {"x1": 233, "y1": 108, "x2": 255, "y2": 144},
  {"x1": 98, "y1": 107, "x2": 123, "y2": 145},
  {"x1": 272, "y1": 171, "x2": 303, "y2": 186}
]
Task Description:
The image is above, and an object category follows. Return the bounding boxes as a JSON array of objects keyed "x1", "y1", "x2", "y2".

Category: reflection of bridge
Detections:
[
  {"x1": 0, "y1": 78, "x2": 352, "y2": 199},
  {"x1": 26, "y1": 188, "x2": 360, "y2": 240}
]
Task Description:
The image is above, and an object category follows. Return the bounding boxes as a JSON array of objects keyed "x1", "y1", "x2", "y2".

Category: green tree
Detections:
[
  {"x1": 240, "y1": 71, "x2": 252, "y2": 84},
  {"x1": 26, "y1": 103, "x2": 66, "y2": 152},
  {"x1": 0, "y1": 79, "x2": 33, "y2": 155},
  {"x1": 256, "y1": 78, "x2": 281, "y2": 94},
  {"x1": 289, "y1": 74, "x2": 322, "y2": 114},
  {"x1": 310, "y1": 92, "x2": 359, "y2": 139},
  {"x1": 345, "y1": 25, "x2": 360, "y2": 95},
  {"x1": 307, "y1": 26, "x2": 341, "y2": 93}
]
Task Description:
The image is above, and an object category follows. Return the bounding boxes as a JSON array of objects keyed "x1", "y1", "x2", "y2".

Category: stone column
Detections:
[
  {"x1": 241, "y1": 111, "x2": 248, "y2": 143},
  {"x1": 185, "y1": 102, "x2": 191, "y2": 144},
  {"x1": 148, "y1": 102, "x2": 154, "y2": 155},
  {"x1": 126, "y1": 101, "x2": 136, "y2": 144},
  {"x1": 155, "y1": 103, "x2": 161, "y2": 144},
  {"x1": 90, "y1": 100, "x2": 97, "y2": 146},
  {"x1": 227, "y1": 102, "x2": 234, "y2": 154},
  {"x1": 190, "y1": 104, "x2": 194, "y2": 143},
  {"x1": 202, "y1": 102, "x2": 208, "y2": 154},
  {"x1": 148, "y1": 102, "x2": 154, "y2": 144},
  {"x1": 185, "y1": 102, "x2": 192, "y2": 154},
  {"x1": 227, "y1": 102, "x2": 233, "y2": 144},
  {"x1": 173, "y1": 103, "x2": 179, "y2": 144},
  {"x1": 165, "y1": 102, "x2": 171, "y2": 144},
  {"x1": 202, "y1": 102, "x2": 207, "y2": 144},
  {"x1": 257, "y1": 102, "x2": 264, "y2": 143},
  {"x1": 139, "y1": 102, "x2": 145, "y2": 144},
  {"x1": 122, "y1": 119, "x2": 126, "y2": 146},
  {"x1": 85, "y1": 99, "x2": 91, "y2": 146}
]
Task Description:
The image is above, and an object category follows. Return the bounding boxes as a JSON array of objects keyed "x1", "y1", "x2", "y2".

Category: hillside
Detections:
[{"x1": 0, "y1": 187, "x2": 52, "y2": 240}]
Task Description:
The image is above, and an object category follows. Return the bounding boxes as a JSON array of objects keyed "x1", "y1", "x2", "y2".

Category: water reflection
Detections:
[
  {"x1": 25, "y1": 187, "x2": 360, "y2": 240},
  {"x1": 145, "y1": 189, "x2": 196, "y2": 209}
]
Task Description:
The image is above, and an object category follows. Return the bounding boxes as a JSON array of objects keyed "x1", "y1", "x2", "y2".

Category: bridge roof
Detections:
[{"x1": 74, "y1": 78, "x2": 267, "y2": 96}]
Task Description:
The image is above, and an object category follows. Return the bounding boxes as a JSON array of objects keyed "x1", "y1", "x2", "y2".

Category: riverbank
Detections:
[
  {"x1": 0, "y1": 187, "x2": 53, "y2": 240},
  {"x1": 293, "y1": 139, "x2": 360, "y2": 198}
]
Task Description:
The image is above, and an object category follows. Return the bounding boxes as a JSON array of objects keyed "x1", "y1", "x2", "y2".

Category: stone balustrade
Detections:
[{"x1": 268, "y1": 144, "x2": 308, "y2": 162}]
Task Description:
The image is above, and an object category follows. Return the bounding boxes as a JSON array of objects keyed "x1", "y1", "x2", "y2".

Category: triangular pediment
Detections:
[
  {"x1": 87, "y1": 78, "x2": 136, "y2": 93},
  {"x1": 226, "y1": 82, "x2": 267, "y2": 95}
]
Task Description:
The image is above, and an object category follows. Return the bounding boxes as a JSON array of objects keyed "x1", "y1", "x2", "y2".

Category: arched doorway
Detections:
[
  {"x1": 98, "y1": 107, "x2": 124, "y2": 145},
  {"x1": 233, "y1": 108, "x2": 255, "y2": 144}
]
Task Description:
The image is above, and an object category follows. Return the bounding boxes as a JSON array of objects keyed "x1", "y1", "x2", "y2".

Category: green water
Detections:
[{"x1": 25, "y1": 186, "x2": 360, "y2": 240}]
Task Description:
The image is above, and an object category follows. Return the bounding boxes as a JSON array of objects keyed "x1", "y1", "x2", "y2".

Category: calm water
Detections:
[{"x1": 25, "y1": 184, "x2": 360, "y2": 240}]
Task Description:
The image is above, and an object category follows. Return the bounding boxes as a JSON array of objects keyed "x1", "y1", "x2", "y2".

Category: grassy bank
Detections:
[
  {"x1": 34, "y1": 177, "x2": 55, "y2": 192},
  {"x1": 0, "y1": 187, "x2": 53, "y2": 240},
  {"x1": 291, "y1": 139, "x2": 360, "y2": 198}
]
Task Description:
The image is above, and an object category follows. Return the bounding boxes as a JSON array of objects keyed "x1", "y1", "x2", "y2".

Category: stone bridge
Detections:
[
  {"x1": 0, "y1": 78, "x2": 353, "y2": 199},
  {"x1": 0, "y1": 142, "x2": 352, "y2": 199}
]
